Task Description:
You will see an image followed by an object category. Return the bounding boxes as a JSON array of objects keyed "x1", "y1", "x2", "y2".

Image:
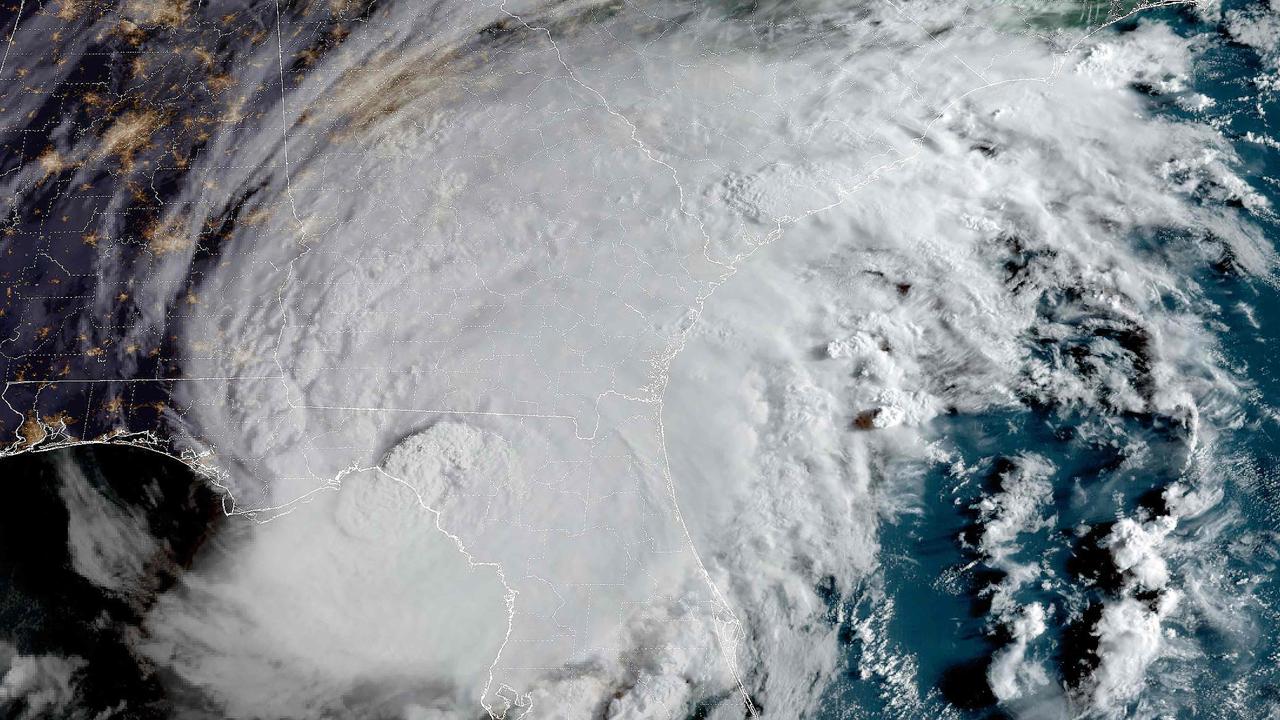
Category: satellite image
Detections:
[{"x1": 0, "y1": 0, "x2": 1277, "y2": 717}]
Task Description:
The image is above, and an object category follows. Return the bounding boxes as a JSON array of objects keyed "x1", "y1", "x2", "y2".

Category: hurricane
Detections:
[{"x1": 0, "y1": 0, "x2": 1278, "y2": 718}]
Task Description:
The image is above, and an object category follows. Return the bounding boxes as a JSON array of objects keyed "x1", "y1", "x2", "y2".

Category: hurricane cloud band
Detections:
[{"x1": 1, "y1": 0, "x2": 1275, "y2": 718}]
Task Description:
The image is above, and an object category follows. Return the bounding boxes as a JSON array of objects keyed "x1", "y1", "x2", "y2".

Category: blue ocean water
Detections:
[{"x1": 820, "y1": 3, "x2": 1280, "y2": 717}]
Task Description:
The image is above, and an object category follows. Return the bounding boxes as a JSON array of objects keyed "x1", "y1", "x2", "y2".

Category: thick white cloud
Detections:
[
  {"x1": 1086, "y1": 593, "x2": 1181, "y2": 714},
  {"x1": 122, "y1": 0, "x2": 1270, "y2": 717},
  {"x1": 1104, "y1": 516, "x2": 1177, "y2": 593},
  {"x1": 988, "y1": 603, "x2": 1049, "y2": 704},
  {"x1": 141, "y1": 466, "x2": 514, "y2": 718}
]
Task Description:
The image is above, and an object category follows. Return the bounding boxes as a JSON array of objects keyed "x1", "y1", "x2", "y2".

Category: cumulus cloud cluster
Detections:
[{"x1": 0, "y1": 644, "x2": 84, "y2": 720}]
